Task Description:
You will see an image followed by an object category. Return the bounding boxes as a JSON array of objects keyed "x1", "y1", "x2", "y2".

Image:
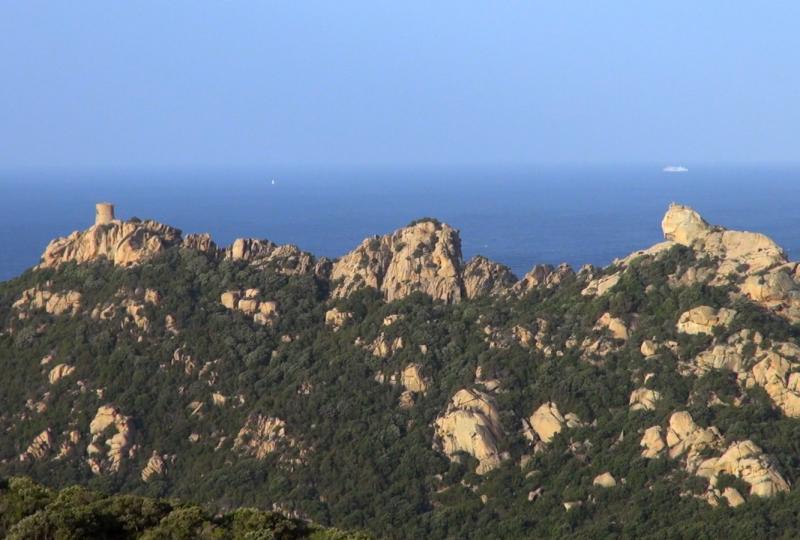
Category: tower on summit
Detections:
[{"x1": 95, "y1": 203, "x2": 115, "y2": 225}]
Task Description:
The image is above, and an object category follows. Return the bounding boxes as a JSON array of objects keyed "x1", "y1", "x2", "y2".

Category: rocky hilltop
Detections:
[
  {"x1": 5, "y1": 201, "x2": 800, "y2": 538},
  {"x1": 36, "y1": 207, "x2": 571, "y2": 304}
]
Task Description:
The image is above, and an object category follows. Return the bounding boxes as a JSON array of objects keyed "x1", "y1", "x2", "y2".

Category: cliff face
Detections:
[
  {"x1": 41, "y1": 219, "x2": 183, "y2": 268},
  {"x1": 330, "y1": 219, "x2": 465, "y2": 303}
]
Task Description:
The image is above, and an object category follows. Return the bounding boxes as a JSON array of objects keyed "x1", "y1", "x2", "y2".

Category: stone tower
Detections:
[{"x1": 95, "y1": 203, "x2": 115, "y2": 225}]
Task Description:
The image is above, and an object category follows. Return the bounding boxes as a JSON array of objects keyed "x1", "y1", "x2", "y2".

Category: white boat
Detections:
[{"x1": 663, "y1": 166, "x2": 688, "y2": 173}]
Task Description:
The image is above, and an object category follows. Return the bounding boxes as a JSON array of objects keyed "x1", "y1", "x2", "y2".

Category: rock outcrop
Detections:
[
  {"x1": 141, "y1": 451, "x2": 167, "y2": 482},
  {"x1": 367, "y1": 333, "x2": 404, "y2": 358},
  {"x1": 641, "y1": 411, "x2": 789, "y2": 501},
  {"x1": 658, "y1": 204, "x2": 800, "y2": 323},
  {"x1": 680, "y1": 328, "x2": 800, "y2": 417},
  {"x1": 662, "y1": 203, "x2": 786, "y2": 275},
  {"x1": 13, "y1": 286, "x2": 82, "y2": 316},
  {"x1": 593, "y1": 472, "x2": 617, "y2": 488},
  {"x1": 462, "y1": 256, "x2": 517, "y2": 298},
  {"x1": 433, "y1": 389, "x2": 505, "y2": 474},
  {"x1": 20, "y1": 429, "x2": 53, "y2": 461},
  {"x1": 595, "y1": 312, "x2": 629, "y2": 341},
  {"x1": 182, "y1": 233, "x2": 218, "y2": 253},
  {"x1": 225, "y1": 238, "x2": 315, "y2": 275},
  {"x1": 331, "y1": 220, "x2": 464, "y2": 303},
  {"x1": 398, "y1": 363, "x2": 428, "y2": 393},
  {"x1": 640, "y1": 426, "x2": 666, "y2": 458},
  {"x1": 48, "y1": 363, "x2": 75, "y2": 384},
  {"x1": 676, "y1": 306, "x2": 736, "y2": 335},
  {"x1": 87, "y1": 405, "x2": 135, "y2": 474},
  {"x1": 233, "y1": 414, "x2": 299, "y2": 461},
  {"x1": 514, "y1": 264, "x2": 574, "y2": 296},
  {"x1": 523, "y1": 402, "x2": 584, "y2": 448},
  {"x1": 41, "y1": 218, "x2": 182, "y2": 268},
  {"x1": 221, "y1": 289, "x2": 279, "y2": 326},
  {"x1": 629, "y1": 388, "x2": 661, "y2": 411},
  {"x1": 324, "y1": 308, "x2": 352, "y2": 331}
]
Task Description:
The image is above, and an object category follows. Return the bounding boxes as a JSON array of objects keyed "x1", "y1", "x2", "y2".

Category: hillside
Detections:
[{"x1": 4, "y1": 202, "x2": 800, "y2": 538}]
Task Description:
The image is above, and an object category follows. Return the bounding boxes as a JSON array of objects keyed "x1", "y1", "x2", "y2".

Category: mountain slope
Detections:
[{"x1": 4, "y1": 203, "x2": 800, "y2": 538}]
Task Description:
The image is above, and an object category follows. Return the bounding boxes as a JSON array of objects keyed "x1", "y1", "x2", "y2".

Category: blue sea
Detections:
[{"x1": 1, "y1": 165, "x2": 799, "y2": 282}]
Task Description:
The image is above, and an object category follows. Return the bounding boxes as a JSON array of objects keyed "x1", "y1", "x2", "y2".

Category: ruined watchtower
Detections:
[{"x1": 95, "y1": 202, "x2": 115, "y2": 225}]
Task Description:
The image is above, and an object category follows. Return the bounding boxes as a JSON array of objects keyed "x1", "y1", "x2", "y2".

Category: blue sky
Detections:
[{"x1": 1, "y1": 2, "x2": 798, "y2": 170}]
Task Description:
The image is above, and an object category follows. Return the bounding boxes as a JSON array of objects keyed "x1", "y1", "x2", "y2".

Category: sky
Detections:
[{"x1": 1, "y1": 2, "x2": 799, "y2": 170}]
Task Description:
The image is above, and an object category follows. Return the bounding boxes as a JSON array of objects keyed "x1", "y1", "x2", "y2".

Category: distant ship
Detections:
[{"x1": 663, "y1": 166, "x2": 689, "y2": 173}]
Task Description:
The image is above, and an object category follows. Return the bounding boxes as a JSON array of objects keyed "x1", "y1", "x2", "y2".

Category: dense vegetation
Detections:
[
  {"x1": 3, "y1": 243, "x2": 800, "y2": 538},
  {"x1": 0, "y1": 476, "x2": 368, "y2": 539}
]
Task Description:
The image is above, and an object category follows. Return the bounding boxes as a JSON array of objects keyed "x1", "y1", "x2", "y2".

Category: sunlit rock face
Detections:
[
  {"x1": 433, "y1": 389, "x2": 506, "y2": 474},
  {"x1": 462, "y1": 255, "x2": 517, "y2": 298},
  {"x1": 331, "y1": 220, "x2": 465, "y2": 303},
  {"x1": 42, "y1": 218, "x2": 183, "y2": 268},
  {"x1": 641, "y1": 411, "x2": 790, "y2": 502}
]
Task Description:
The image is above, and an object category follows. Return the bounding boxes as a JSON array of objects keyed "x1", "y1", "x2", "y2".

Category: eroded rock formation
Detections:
[
  {"x1": 221, "y1": 289, "x2": 279, "y2": 326},
  {"x1": 641, "y1": 411, "x2": 789, "y2": 501},
  {"x1": 463, "y1": 256, "x2": 517, "y2": 298},
  {"x1": 676, "y1": 306, "x2": 736, "y2": 335},
  {"x1": 523, "y1": 402, "x2": 584, "y2": 450},
  {"x1": 42, "y1": 218, "x2": 182, "y2": 268},
  {"x1": 225, "y1": 238, "x2": 315, "y2": 275},
  {"x1": 233, "y1": 414, "x2": 300, "y2": 461},
  {"x1": 433, "y1": 389, "x2": 505, "y2": 474},
  {"x1": 331, "y1": 220, "x2": 464, "y2": 303},
  {"x1": 87, "y1": 405, "x2": 135, "y2": 474},
  {"x1": 13, "y1": 286, "x2": 82, "y2": 316}
]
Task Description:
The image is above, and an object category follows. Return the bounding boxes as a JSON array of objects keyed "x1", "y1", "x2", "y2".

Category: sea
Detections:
[{"x1": 1, "y1": 165, "x2": 799, "y2": 282}]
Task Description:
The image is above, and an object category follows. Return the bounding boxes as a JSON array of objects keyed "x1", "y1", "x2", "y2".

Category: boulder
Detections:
[
  {"x1": 325, "y1": 308, "x2": 352, "y2": 331},
  {"x1": 661, "y1": 204, "x2": 712, "y2": 246},
  {"x1": 433, "y1": 389, "x2": 505, "y2": 474},
  {"x1": 220, "y1": 291, "x2": 241, "y2": 310},
  {"x1": 640, "y1": 340, "x2": 658, "y2": 357},
  {"x1": 595, "y1": 313, "x2": 629, "y2": 340},
  {"x1": 661, "y1": 203, "x2": 786, "y2": 277},
  {"x1": 643, "y1": 411, "x2": 789, "y2": 503},
  {"x1": 182, "y1": 233, "x2": 217, "y2": 253},
  {"x1": 640, "y1": 426, "x2": 666, "y2": 458},
  {"x1": 741, "y1": 271, "x2": 797, "y2": 303},
  {"x1": 20, "y1": 429, "x2": 53, "y2": 461},
  {"x1": 48, "y1": 363, "x2": 75, "y2": 384},
  {"x1": 141, "y1": 451, "x2": 166, "y2": 482},
  {"x1": 400, "y1": 363, "x2": 428, "y2": 393},
  {"x1": 581, "y1": 272, "x2": 620, "y2": 297},
  {"x1": 676, "y1": 306, "x2": 736, "y2": 335},
  {"x1": 525, "y1": 402, "x2": 583, "y2": 445},
  {"x1": 88, "y1": 405, "x2": 134, "y2": 473},
  {"x1": 713, "y1": 440, "x2": 790, "y2": 497},
  {"x1": 722, "y1": 487, "x2": 745, "y2": 507},
  {"x1": 629, "y1": 388, "x2": 661, "y2": 411},
  {"x1": 238, "y1": 298, "x2": 259, "y2": 314},
  {"x1": 593, "y1": 472, "x2": 617, "y2": 488}
]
